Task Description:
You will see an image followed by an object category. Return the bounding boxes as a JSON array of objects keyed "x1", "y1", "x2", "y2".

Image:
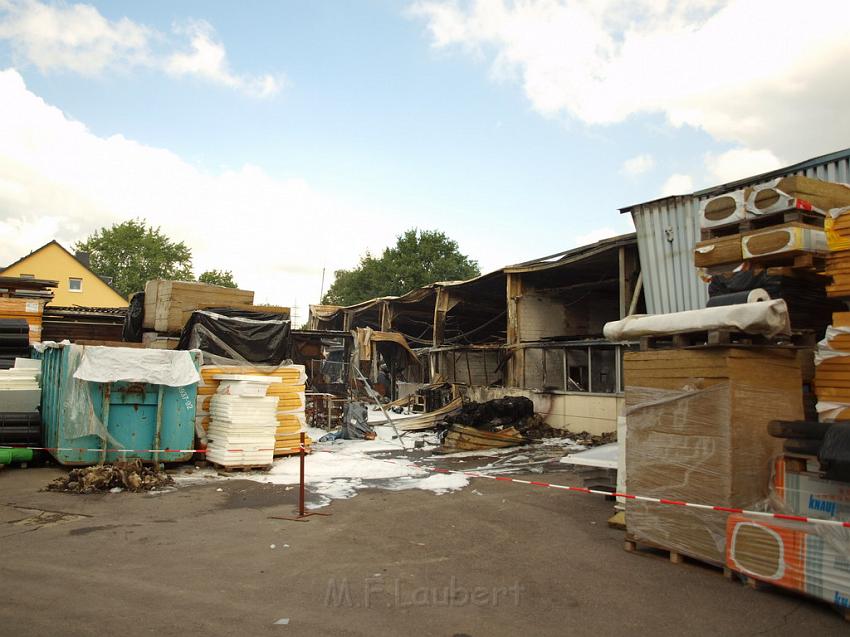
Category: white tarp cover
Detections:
[
  {"x1": 73, "y1": 346, "x2": 200, "y2": 387},
  {"x1": 603, "y1": 299, "x2": 791, "y2": 340}
]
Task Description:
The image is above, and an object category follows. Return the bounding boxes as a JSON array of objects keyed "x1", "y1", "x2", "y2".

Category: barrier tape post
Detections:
[{"x1": 269, "y1": 432, "x2": 331, "y2": 523}]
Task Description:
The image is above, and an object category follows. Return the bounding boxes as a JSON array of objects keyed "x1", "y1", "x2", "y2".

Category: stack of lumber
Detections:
[
  {"x1": 41, "y1": 306, "x2": 126, "y2": 344},
  {"x1": 197, "y1": 364, "x2": 308, "y2": 456},
  {"x1": 205, "y1": 377, "x2": 279, "y2": 469},
  {"x1": 825, "y1": 208, "x2": 850, "y2": 298},
  {"x1": 142, "y1": 279, "x2": 290, "y2": 343},
  {"x1": 814, "y1": 312, "x2": 850, "y2": 422},
  {"x1": 0, "y1": 298, "x2": 44, "y2": 345}
]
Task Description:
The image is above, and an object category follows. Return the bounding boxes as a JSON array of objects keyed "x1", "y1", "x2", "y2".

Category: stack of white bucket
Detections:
[{"x1": 205, "y1": 374, "x2": 280, "y2": 467}]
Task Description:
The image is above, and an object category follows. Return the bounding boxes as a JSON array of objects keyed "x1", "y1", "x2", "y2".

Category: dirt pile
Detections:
[{"x1": 47, "y1": 459, "x2": 174, "y2": 493}]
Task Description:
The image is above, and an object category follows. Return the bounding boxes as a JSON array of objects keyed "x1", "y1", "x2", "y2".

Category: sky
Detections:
[{"x1": 0, "y1": 0, "x2": 849, "y2": 322}]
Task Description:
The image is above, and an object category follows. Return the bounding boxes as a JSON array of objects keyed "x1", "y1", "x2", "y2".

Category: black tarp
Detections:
[
  {"x1": 122, "y1": 292, "x2": 145, "y2": 342},
  {"x1": 177, "y1": 308, "x2": 291, "y2": 364}
]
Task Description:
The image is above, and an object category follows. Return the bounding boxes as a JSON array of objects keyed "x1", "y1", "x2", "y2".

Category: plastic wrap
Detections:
[
  {"x1": 624, "y1": 348, "x2": 802, "y2": 565},
  {"x1": 815, "y1": 327, "x2": 850, "y2": 421},
  {"x1": 73, "y1": 346, "x2": 200, "y2": 386},
  {"x1": 195, "y1": 362, "x2": 308, "y2": 452},
  {"x1": 177, "y1": 309, "x2": 291, "y2": 365},
  {"x1": 726, "y1": 456, "x2": 850, "y2": 607},
  {"x1": 699, "y1": 189, "x2": 749, "y2": 229},
  {"x1": 603, "y1": 299, "x2": 790, "y2": 341}
]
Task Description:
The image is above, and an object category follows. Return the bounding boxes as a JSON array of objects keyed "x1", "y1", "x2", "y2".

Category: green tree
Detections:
[
  {"x1": 323, "y1": 229, "x2": 480, "y2": 305},
  {"x1": 198, "y1": 269, "x2": 238, "y2": 288},
  {"x1": 75, "y1": 219, "x2": 194, "y2": 298}
]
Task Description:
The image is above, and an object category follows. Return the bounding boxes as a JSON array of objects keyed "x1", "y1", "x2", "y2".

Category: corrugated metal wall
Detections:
[{"x1": 629, "y1": 152, "x2": 850, "y2": 314}]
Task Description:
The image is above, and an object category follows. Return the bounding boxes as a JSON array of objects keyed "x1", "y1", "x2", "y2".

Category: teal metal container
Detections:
[{"x1": 39, "y1": 345, "x2": 200, "y2": 466}]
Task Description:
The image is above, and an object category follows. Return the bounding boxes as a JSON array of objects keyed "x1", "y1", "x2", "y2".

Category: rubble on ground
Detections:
[
  {"x1": 565, "y1": 430, "x2": 617, "y2": 447},
  {"x1": 444, "y1": 396, "x2": 535, "y2": 432},
  {"x1": 46, "y1": 459, "x2": 174, "y2": 493}
]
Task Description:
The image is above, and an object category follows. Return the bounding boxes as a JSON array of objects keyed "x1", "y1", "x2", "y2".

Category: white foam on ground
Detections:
[{"x1": 173, "y1": 426, "x2": 464, "y2": 506}]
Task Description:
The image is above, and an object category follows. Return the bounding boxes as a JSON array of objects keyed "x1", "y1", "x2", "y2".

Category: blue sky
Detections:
[{"x1": 1, "y1": 0, "x2": 848, "y2": 317}]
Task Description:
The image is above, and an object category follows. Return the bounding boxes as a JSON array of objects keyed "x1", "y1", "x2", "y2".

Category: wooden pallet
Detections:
[
  {"x1": 733, "y1": 571, "x2": 850, "y2": 622},
  {"x1": 625, "y1": 534, "x2": 850, "y2": 621},
  {"x1": 744, "y1": 252, "x2": 827, "y2": 270},
  {"x1": 210, "y1": 462, "x2": 272, "y2": 473},
  {"x1": 638, "y1": 329, "x2": 815, "y2": 351},
  {"x1": 701, "y1": 209, "x2": 824, "y2": 240},
  {"x1": 624, "y1": 534, "x2": 730, "y2": 576}
]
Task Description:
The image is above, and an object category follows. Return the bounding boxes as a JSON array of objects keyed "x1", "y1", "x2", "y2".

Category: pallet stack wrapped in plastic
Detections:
[{"x1": 196, "y1": 364, "x2": 309, "y2": 456}]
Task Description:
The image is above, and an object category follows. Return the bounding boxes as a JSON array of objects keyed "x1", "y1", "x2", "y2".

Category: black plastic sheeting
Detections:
[
  {"x1": 177, "y1": 308, "x2": 291, "y2": 365},
  {"x1": 819, "y1": 421, "x2": 850, "y2": 482},
  {"x1": 709, "y1": 270, "x2": 840, "y2": 336},
  {"x1": 122, "y1": 292, "x2": 145, "y2": 342}
]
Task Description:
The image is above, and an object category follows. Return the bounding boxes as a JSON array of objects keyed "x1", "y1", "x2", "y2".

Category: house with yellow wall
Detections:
[{"x1": 1, "y1": 240, "x2": 128, "y2": 307}]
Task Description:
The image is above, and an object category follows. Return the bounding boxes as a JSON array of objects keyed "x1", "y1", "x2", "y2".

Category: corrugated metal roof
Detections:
[
  {"x1": 622, "y1": 147, "x2": 850, "y2": 314},
  {"x1": 504, "y1": 233, "x2": 636, "y2": 273}
]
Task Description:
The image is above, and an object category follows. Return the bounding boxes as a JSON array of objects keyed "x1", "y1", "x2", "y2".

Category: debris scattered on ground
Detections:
[
  {"x1": 440, "y1": 397, "x2": 578, "y2": 443},
  {"x1": 565, "y1": 430, "x2": 617, "y2": 447},
  {"x1": 445, "y1": 396, "x2": 534, "y2": 432},
  {"x1": 46, "y1": 459, "x2": 174, "y2": 493}
]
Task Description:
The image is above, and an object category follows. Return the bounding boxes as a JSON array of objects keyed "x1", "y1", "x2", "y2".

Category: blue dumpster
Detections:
[{"x1": 39, "y1": 344, "x2": 201, "y2": 465}]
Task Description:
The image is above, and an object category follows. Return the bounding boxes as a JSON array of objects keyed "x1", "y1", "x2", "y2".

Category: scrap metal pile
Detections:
[{"x1": 47, "y1": 460, "x2": 173, "y2": 493}]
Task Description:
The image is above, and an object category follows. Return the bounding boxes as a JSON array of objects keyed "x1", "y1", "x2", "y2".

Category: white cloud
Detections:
[
  {"x1": 660, "y1": 173, "x2": 694, "y2": 196},
  {"x1": 655, "y1": 146, "x2": 783, "y2": 197},
  {"x1": 0, "y1": 1, "x2": 281, "y2": 97},
  {"x1": 703, "y1": 147, "x2": 783, "y2": 184},
  {"x1": 621, "y1": 153, "x2": 655, "y2": 177},
  {"x1": 0, "y1": 69, "x2": 394, "y2": 320},
  {"x1": 412, "y1": 0, "x2": 850, "y2": 162},
  {"x1": 166, "y1": 21, "x2": 283, "y2": 98}
]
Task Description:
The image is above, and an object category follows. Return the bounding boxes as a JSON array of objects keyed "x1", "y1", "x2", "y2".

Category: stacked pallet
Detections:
[
  {"x1": 695, "y1": 176, "x2": 850, "y2": 337},
  {"x1": 205, "y1": 377, "x2": 279, "y2": 469},
  {"x1": 197, "y1": 364, "x2": 308, "y2": 456},
  {"x1": 624, "y1": 348, "x2": 802, "y2": 565},
  {"x1": 825, "y1": 207, "x2": 850, "y2": 298},
  {"x1": 814, "y1": 313, "x2": 850, "y2": 422},
  {"x1": 0, "y1": 298, "x2": 45, "y2": 345},
  {"x1": 142, "y1": 279, "x2": 289, "y2": 337}
]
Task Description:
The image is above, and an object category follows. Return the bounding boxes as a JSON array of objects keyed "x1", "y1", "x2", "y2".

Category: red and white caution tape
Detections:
[
  {"x1": 0, "y1": 446, "x2": 302, "y2": 454},
  {"x1": 374, "y1": 456, "x2": 850, "y2": 530}
]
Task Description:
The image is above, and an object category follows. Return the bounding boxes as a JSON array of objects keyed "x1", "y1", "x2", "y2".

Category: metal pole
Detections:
[
  {"x1": 298, "y1": 432, "x2": 306, "y2": 517},
  {"x1": 353, "y1": 365, "x2": 407, "y2": 450}
]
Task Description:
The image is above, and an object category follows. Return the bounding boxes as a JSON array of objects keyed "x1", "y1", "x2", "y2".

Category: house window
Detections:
[
  {"x1": 19, "y1": 274, "x2": 35, "y2": 279},
  {"x1": 69, "y1": 277, "x2": 83, "y2": 292}
]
